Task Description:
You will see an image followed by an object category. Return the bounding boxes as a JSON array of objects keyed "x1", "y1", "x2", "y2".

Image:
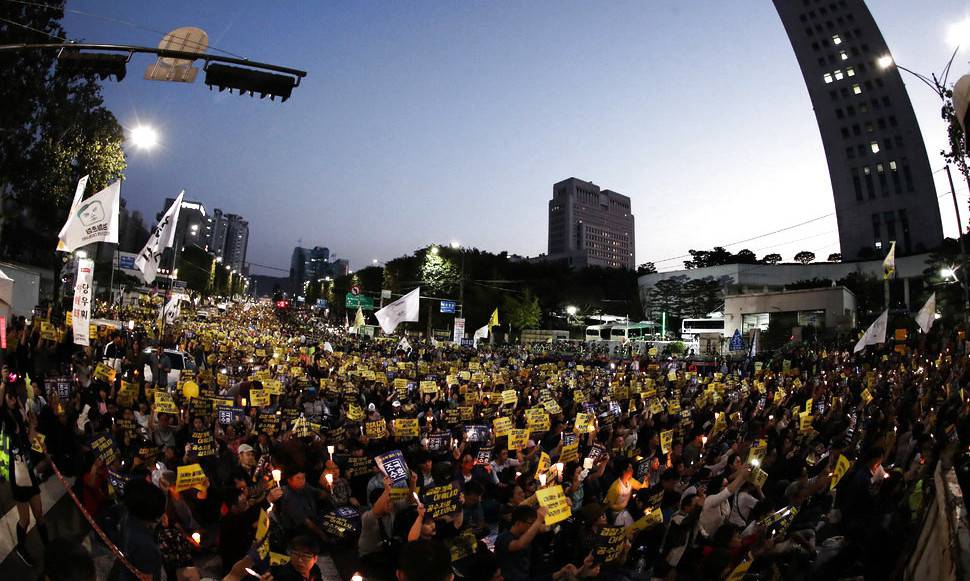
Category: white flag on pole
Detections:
[
  {"x1": 57, "y1": 179, "x2": 120, "y2": 252},
  {"x1": 163, "y1": 295, "x2": 181, "y2": 325},
  {"x1": 853, "y1": 309, "x2": 889, "y2": 353},
  {"x1": 57, "y1": 175, "x2": 89, "y2": 250},
  {"x1": 882, "y1": 241, "x2": 896, "y2": 279},
  {"x1": 916, "y1": 292, "x2": 937, "y2": 334},
  {"x1": 374, "y1": 287, "x2": 420, "y2": 334},
  {"x1": 135, "y1": 191, "x2": 184, "y2": 284},
  {"x1": 72, "y1": 258, "x2": 94, "y2": 346},
  {"x1": 473, "y1": 324, "x2": 489, "y2": 347}
]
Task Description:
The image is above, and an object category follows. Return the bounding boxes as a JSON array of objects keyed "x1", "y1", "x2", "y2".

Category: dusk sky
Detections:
[{"x1": 62, "y1": 1, "x2": 970, "y2": 275}]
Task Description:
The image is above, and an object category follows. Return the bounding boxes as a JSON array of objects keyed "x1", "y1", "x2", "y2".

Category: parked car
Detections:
[{"x1": 143, "y1": 347, "x2": 197, "y2": 385}]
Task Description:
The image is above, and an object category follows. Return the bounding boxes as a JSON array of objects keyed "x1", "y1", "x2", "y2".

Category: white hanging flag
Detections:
[
  {"x1": 374, "y1": 287, "x2": 420, "y2": 334},
  {"x1": 397, "y1": 336, "x2": 412, "y2": 353},
  {"x1": 163, "y1": 296, "x2": 181, "y2": 325},
  {"x1": 916, "y1": 292, "x2": 937, "y2": 334},
  {"x1": 72, "y1": 258, "x2": 94, "y2": 346},
  {"x1": 882, "y1": 241, "x2": 896, "y2": 280},
  {"x1": 135, "y1": 191, "x2": 184, "y2": 284},
  {"x1": 473, "y1": 324, "x2": 489, "y2": 347},
  {"x1": 853, "y1": 309, "x2": 889, "y2": 353},
  {"x1": 57, "y1": 179, "x2": 121, "y2": 252},
  {"x1": 57, "y1": 175, "x2": 90, "y2": 250}
]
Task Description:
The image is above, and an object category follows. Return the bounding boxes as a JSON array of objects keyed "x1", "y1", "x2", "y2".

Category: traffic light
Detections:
[
  {"x1": 204, "y1": 64, "x2": 296, "y2": 102},
  {"x1": 57, "y1": 50, "x2": 128, "y2": 81}
]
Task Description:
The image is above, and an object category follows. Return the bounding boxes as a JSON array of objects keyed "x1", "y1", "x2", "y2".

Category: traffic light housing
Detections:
[
  {"x1": 204, "y1": 64, "x2": 296, "y2": 102},
  {"x1": 57, "y1": 50, "x2": 128, "y2": 81}
]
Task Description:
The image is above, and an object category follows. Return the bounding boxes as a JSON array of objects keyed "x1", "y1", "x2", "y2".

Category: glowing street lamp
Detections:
[
  {"x1": 129, "y1": 125, "x2": 159, "y2": 150},
  {"x1": 429, "y1": 245, "x2": 439, "y2": 256},
  {"x1": 876, "y1": 54, "x2": 894, "y2": 69},
  {"x1": 565, "y1": 305, "x2": 578, "y2": 316},
  {"x1": 450, "y1": 241, "x2": 460, "y2": 249}
]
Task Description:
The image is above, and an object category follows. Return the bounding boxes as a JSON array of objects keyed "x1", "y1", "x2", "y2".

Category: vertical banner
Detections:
[
  {"x1": 453, "y1": 317, "x2": 465, "y2": 343},
  {"x1": 72, "y1": 258, "x2": 94, "y2": 346},
  {"x1": 0, "y1": 316, "x2": 6, "y2": 349}
]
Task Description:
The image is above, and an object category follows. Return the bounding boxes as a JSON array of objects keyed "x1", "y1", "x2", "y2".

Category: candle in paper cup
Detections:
[
  {"x1": 539, "y1": 473, "x2": 547, "y2": 486},
  {"x1": 272, "y1": 469, "x2": 282, "y2": 482},
  {"x1": 191, "y1": 532, "x2": 201, "y2": 544},
  {"x1": 325, "y1": 473, "x2": 333, "y2": 485},
  {"x1": 583, "y1": 458, "x2": 593, "y2": 470},
  {"x1": 328, "y1": 445, "x2": 335, "y2": 456}
]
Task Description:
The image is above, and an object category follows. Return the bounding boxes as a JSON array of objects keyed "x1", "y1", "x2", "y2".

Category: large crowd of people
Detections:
[{"x1": 0, "y1": 299, "x2": 965, "y2": 581}]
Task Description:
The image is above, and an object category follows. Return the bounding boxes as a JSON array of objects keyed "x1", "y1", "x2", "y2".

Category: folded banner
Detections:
[
  {"x1": 72, "y1": 258, "x2": 94, "y2": 346},
  {"x1": 136, "y1": 190, "x2": 184, "y2": 284},
  {"x1": 57, "y1": 179, "x2": 120, "y2": 252},
  {"x1": 374, "y1": 287, "x2": 421, "y2": 334},
  {"x1": 853, "y1": 309, "x2": 888, "y2": 353}
]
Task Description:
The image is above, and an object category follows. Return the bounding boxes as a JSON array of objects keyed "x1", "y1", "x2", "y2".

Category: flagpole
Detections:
[{"x1": 108, "y1": 244, "x2": 117, "y2": 307}]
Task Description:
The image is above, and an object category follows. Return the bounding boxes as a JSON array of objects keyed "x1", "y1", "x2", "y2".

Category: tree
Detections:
[
  {"x1": 0, "y1": 3, "x2": 127, "y2": 267},
  {"x1": 733, "y1": 249, "x2": 758, "y2": 264},
  {"x1": 503, "y1": 290, "x2": 542, "y2": 332},
  {"x1": 827, "y1": 253, "x2": 842, "y2": 262},
  {"x1": 684, "y1": 247, "x2": 733, "y2": 269},
  {"x1": 419, "y1": 248, "x2": 458, "y2": 295},
  {"x1": 761, "y1": 253, "x2": 782, "y2": 264},
  {"x1": 636, "y1": 262, "x2": 657, "y2": 275},
  {"x1": 682, "y1": 277, "x2": 723, "y2": 318},
  {"x1": 178, "y1": 244, "x2": 214, "y2": 295},
  {"x1": 794, "y1": 251, "x2": 816, "y2": 264},
  {"x1": 305, "y1": 279, "x2": 321, "y2": 304}
]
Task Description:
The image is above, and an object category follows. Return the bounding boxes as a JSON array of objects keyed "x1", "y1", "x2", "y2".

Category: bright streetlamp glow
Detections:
[
  {"x1": 450, "y1": 241, "x2": 460, "y2": 249},
  {"x1": 941, "y1": 267, "x2": 956, "y2": 279},
  {"x1": 129, "y1": 125, "x2": 159, "y2": 150},
  {"x1": 565, "y1": 305, "x2": 578, "y2": 316},
  {"x1": 947, "y1": 17, "x2": 970, "y2": 48},
  {"x1": 430, "y1": 246, "x2": 439, "y2": 255},
  {"x1": 372, "y1": 259, "x2": 378, "y2": 265},
  {"x1": 877, "y1": 54, "x2": 893, "y2": 69}
]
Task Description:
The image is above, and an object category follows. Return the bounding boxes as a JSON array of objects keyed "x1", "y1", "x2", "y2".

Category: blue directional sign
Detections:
[
  {"x1": 729, "y1": 329, "x2": 744, "y2": 351},
  {"x1": 440, "y1": 300, "x2": 456, "y2": 314}
]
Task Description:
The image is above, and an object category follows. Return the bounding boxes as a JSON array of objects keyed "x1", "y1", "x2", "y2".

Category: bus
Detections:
[
  {"x1": 681, "y1": 317, "x2": 726, "y2": 339},
  {"x1": 585, "y1": 324, "x2": 614, "y2": 342},
  {"x1": 609, "y1": 322, "x2": 657, "y2": 342}
]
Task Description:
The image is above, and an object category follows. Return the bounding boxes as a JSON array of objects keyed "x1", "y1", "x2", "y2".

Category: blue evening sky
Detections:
[{"x1": 61, "y1": 1, "x2": 970, "y2": 274}]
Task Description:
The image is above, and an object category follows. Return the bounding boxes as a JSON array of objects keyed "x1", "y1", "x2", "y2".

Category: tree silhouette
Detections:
[{"x1": 794, "y1": 251, "x2": 816, "y2": 264}]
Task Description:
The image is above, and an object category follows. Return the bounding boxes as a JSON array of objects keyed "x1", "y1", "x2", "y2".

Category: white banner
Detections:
[
  {"x1": 916, "y1": 292, "x2": 937, "y2": 334},
  {"x1": 374, "y1": 287, "x2": 421, "y2": 334},
  {"x1": 135, "y1": 191, "x2": 184, "y2": 284},
  {"x1": 473, "y1": 324, "x2": 489, "y2": 347},
  {"x1": 72, "y1": 258, "x2": 94, "y2": 346},
  {"x1": 853, "y1": 309, "x2": 888, "y2": 353},
  {"x1": 58, "y1": 179, "x2": 121, "y2": 252},
  {"x1": 453, "y1": 317, "x2": 466, "y2": 343}
]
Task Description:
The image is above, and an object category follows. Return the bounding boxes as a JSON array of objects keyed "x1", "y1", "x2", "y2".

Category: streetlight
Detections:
[
  {"x1": 566, "y1": 305, "x2": 578, "y2": 316},
  {"x1": 946, "y1": 17, "x2": 970, "y2": 48},
  {"x1": 429, "y1": 245, "x2": 439, "y2": 256},
  {"x1": 942, "y1": 267, "x2": 957, "y2": 279},
  {"x1": 876, "y1": 55, "x2": 894, "y2": 69},
  {"x1": 450, "y1": 241, "x2": 460, "y2": 249},
  {"x1": 129, "y1": 125, "x2": 158, "y2": 150},
  {"x1": 372, "y1": 259, "x2": 378, "y2": 265}
]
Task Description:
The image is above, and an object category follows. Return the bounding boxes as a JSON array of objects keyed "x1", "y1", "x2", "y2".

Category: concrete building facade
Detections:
[
  {"x1": 723, "y1": 286, "x2": 857, "y2": 339},
  {"x1": 547, "y1": 177, "x2": 635, "y2": 269},
  {"x1": 773, "y1": 0, "x2": 943, "y2": 259}
]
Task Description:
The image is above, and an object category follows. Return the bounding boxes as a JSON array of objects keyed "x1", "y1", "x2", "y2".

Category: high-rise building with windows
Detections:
[
  {"x1": 158, "y1": 197, "x2": 208, "y2": 254},
  {"x1": 223, "y1": 214, "x2": 249, "y2": 274},
  {"x1": 774, "y1": 0, "x2": 942, "y2": 259},
  {"x1": 547, "y1": 177, "x2": 635, "y2": 269},
  {"x1": 289, "y1": 246, "x2": 350, "y2": 292},
  {"x1": 206, "y1": 209, "x2": 228, "y2": 259}
]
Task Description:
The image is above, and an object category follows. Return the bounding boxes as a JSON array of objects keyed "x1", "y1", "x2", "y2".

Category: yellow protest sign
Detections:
[
  {"x1": 660, "y1": 429, "x2": 674, "y2": 454},
  {"x1": 726, "y1": 559, "x2": 752, "y2": 581},
  {"x1": 829, "y1": 454, "x2": 851, "y2": 491},
  {"x1": 347, "y1": 404, "x2": 364, "y2": 421},
  {"x1": 502, "y1": 389, "x2": 517, "y2": 405},
  {"x1": 508, "y1": 428, "x2": 528, "y2": 450},
  {"x1": 559, "y1": 441, "x2": 579, "y2": 464},
  {"x1": 493, "y1": 417, "x2": 513, "y2": 438},
  {"x1": 154, "y1": 390, "x2": 179, "y2": 415},
  {"x1": 799, "y1": 412, "x2": 813, "y2": 433},
  {"x1": 365, "y1": 419, "x2": 388, "y2": 439},
  {"x1": 534, "y1": 452, "x2": 551, "y2": 479},
  {"x1": 535, "y1": 485, "x2": 572, "y2": 525},
  {"x1": 420, "y1": 380, "x2": 438, "y2": 395},
  {"x1": 861, "y1": 388, "x2": 873, "y2": 406},
  {"x1": 250, "y1": 388, "x2": 271, "y2": 407},
  {"x1": 394, "y1": 418, "x2": 419, "y2": 438},
  {"x1": 526, "y1": 408, "x2": 550, "y2": 432},
  {"x1": 175, "y1": 463, "x2": 207, "y2": 492},
  {"x1": 182, "y1": 380, "x2": 200, "y2": 401}
]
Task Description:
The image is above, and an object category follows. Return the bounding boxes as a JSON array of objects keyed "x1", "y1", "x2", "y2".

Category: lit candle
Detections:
[
  {"x1": 539, "y1": 473, "x2": 547, "y2": 486},
  {"x1": 351, "y1": 574, "x2": 364, "y2": 581},
  {"x1": 325, "y1": 473, "x2": 333, "y2": 485},
  {"x1": 412, "y1": 491, "x2": 420, "y2": 504},
  {"x1": 750, "y1": 458, "x2": 760, "y2": 468},
  {"x1": 272, "y1": 469, "x2": 282, "y2": 483},
  {"x1": 583, "y1": 458, "x2": 593, "y2": 470},
  {"x1": 555, "y1": 463, "x2": 564, "y2": 477},
  {"x1": 191, "y1": 532, "x2": 201, "y2": 544},
  {"x1": 328, "y1": 445, "x2": 335, "y2": 456},
  {"x1": 241, "y1": 398, "x2": 247, "y2": 407},
  {"x1": 701, "y1": 436, "x2": 708, "y2": 447}
]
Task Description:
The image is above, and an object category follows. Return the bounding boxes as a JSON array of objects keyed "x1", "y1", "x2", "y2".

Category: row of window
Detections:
[
  {"x1": 810, "y1": 32, "x2": 869, "y2": 54},
  {"x1": 851, "y1": 160, "x2": 915, "y2": 201},
  {"x1": 829, "y1": 84, "x2": 890, "y2": 104},
  {"x1": 823, "y1": 65, "x2": 856, "y2": 83},
  {"x1": 800, "y1": 0, "x2": 850, "y2": 16},
  {"x1": 872, "y1": 209, "x2": 912, "y2": 252},
  {"x1": 838, "y1": 116, "x2": 898, "y2": 137},
  {"x1": 845, "y1": 135, "x2": 905, "y2": 159}
]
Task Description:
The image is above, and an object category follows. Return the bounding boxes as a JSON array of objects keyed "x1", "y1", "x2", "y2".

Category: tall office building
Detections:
[
  {"x1": 547, "y1": 177, "x2": 635, "y2": 269},
  {"x1": 289, "y1": 246, "x2": 350, "y2": 292},
  {"x1": 774, "y1": 0, "x2": 942, "y2": 259},
  {"x1": 223, "y1": 214, "x2": 249, "y2": 273},
  {"x1": 206, "y1": 209, "x2": 228, "y2": 259}
]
